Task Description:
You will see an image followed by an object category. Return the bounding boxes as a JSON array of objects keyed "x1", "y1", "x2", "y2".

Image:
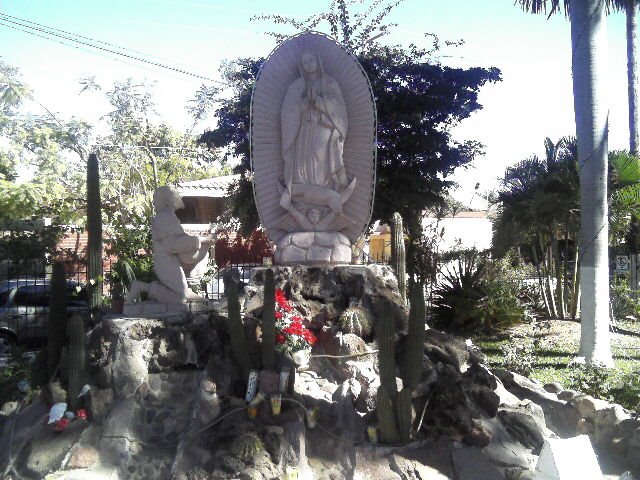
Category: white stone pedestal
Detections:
[{"x1": 123, "y1": 300, "x2": 213, "y2": 317}]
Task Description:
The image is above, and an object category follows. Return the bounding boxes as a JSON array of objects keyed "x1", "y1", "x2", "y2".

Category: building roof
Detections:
[{"x1": 177, "y1": 174, "x2": 240, "y2": 198}]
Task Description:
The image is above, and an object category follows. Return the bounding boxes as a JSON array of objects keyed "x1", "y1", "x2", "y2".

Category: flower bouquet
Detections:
[{"x1": 274, "y1": 289, "x2": 317, "y2": 356}]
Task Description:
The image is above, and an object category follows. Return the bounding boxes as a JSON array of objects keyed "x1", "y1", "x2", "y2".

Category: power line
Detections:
[
  {"x1": 0, "y1": 11, "x2": 197, "y2": 70},
  {"x1": 0, "y1": 12, "x2": 229, "y2": 85}
]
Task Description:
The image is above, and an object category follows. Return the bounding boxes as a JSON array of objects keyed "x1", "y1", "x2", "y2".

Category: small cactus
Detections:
[
  {"x1": 261, "y1": 268, "x2": 276, "y2": 371},
  {"x1": 231, "y1": 432, "x2": 264, "y2": 463},
  {"x1": 48, "y1": 261, "x2": 67, "y2": 378},
  {"x1": 338, "y1": 305, "x2": 372, "y2": 338},
  {"x1": 67, "y1": 313, "x2": 86, "y2": 411},
  {"x1": 224, "y1": 273, "x2": 253, "y2": 379},
  {"x1": 390, "y1": 212, "x2": 406, "y2": 303}
]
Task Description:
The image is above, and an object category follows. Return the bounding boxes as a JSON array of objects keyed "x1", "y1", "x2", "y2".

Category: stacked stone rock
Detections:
[{"x1": 6, "y1": 265, "x2": 640, "y2": 479}]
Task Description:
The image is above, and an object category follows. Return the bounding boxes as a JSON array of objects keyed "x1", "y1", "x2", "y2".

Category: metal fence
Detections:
[{"x1": 0, "y1": 260, "x2": 111, "y2": 347}]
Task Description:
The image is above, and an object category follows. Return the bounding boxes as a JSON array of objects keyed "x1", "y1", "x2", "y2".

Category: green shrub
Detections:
[
  {"x1": 611, "y1": 372, "x2": 640, "y2": 415},
  {"x1": 610, "y1": 275, "x2": 640, "y2": 322},
  {"x1": 567, "y1": 362, "x2": 613, "y2": 400},
  {"x1": 431, "y1": 249, "x2": 528, "y2": 333},
  {"x1": 500, "y1": 340, "x2": 535, "y2": 377}
]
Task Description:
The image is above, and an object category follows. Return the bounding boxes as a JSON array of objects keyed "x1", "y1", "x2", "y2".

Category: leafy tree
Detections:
[
  {"x1": 198, "y1": 43, "x2": 500, "y2": 283},
  {"x1": 0, "y1": 60, "x2": 91, "y2": 224},
  {"x1": 80, "y1": 79, "x2": 224, "y2": 276},
  {"x1": 517, "y1": 0, "x2": 613, "y2": 365}
]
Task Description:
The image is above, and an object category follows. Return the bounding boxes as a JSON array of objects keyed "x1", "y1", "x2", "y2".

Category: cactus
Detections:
[
  {"x1": 375, "y1": 288, "x2": 425, "y2": 444},
  {"x1": 231, "y1": 432, "x2": 264, "y2": 463},
  {"x1": 405, "y1": 283, "x2": 425, "y2": 390},
  {"x1": 87, "y1": 153, "x2": 103, "y2": 314},
  {"x1": 67, "y1": 313, "x2": 86, "y2": 411},
  {"x1": 338, "y1": 305, "x2": 372, "y2": 338},
  {"x1": 376, "y1": 384, "x2": 400, "y2": 445},
  {"x1": 396, "y1": 387, "x2": 413, "y2": 443},
  {"x1": 261, "y1": 268, "x2": 276, "y2": 371},
  {"x1": 377, "y1": 302, "x2": 397, "y2": 392},
  {"x1": 224, "y1": 274, "x2": 253, "y2": 379},
  {"x1": 390, "y1": 212, "x2": 406, "y2": 303},
  {"x1": 47, "y1": 261, "x2": 67, "y2": 378}
]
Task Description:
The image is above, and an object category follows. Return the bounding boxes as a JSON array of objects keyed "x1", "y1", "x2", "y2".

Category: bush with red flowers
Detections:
[{"x1": 273, "y1": 289, "x2": 316, "y2": 354}]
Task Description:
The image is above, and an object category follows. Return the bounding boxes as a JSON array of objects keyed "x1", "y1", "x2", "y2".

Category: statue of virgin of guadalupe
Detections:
[{"x1": 279, "y1": 50, "x2": 356, "y2": 228}]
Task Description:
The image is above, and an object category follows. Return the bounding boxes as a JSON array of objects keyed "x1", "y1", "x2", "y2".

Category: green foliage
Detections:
[
  {"x1": 431, "y1": 249, "x2": 527, "y2": 332},
  {"x1": 610, "y1": 372, "x2": 640, "y2": 414},
  {"x1": 567, "y1": 362, "x2": 613, "y2": 401},
  {"x1": 338, "y1": 305, "x2": 372, "y2": 338},
  {"x1": 610, "y1": 275, "x2": 640, "y2": 322},
  {"x1": 0, "y1": 217, "x2": 68, "y2": 263},
  {"x1": 500, "y1": 340, "x2": 535, "y2": 377},
  {"x1": 230, "y1": 432, "x2": 264, "y2": 463}
]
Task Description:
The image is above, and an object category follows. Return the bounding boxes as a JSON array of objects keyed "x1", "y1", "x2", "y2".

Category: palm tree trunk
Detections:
[
  {"x1": 552, "y1": 229, "x2": 566, "y2": 318},
  {"x1": 572, "y1": 0, "x2": 613, "y2": 365},
  {"x1": 571, "y1": 249, "x2": 581, "y2": 320},
  {"x1": 563, "y1": 220, "x2": 571, "y2": 314},
  {"x1": 539, "y1": 232, "x2": 558, "y2": 317},
  {"x1": 627, "y1": 0, "x2": 639, "y2": 154},
  {"x1": 532, "y1": 243, "x2": 552, "y2": 317}
]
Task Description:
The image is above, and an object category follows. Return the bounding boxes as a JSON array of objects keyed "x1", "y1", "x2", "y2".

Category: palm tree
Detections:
[
  {"x1": 608, "y1": 1, "x2": 639, "y2": 154},
  {"x1": 517, "y1": 0, "x2": 613, "y2": 365},
  {"x1": 493, "y1": 137, "x2": 579, "y2": 320}
]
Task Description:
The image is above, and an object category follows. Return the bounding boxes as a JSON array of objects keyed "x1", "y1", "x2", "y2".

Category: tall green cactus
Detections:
[
  {"x1": 406, "y1": 283, "x2": 425, "y2": 390},
  {"x1": 390, "y1": 212, "x2": 406, "y2": 303},
  {"x1": 376, "y1": 302, "x2": 401, "y2": 444},
  {"x1": 224, "y1": 274, "x2": 253, "y2": 379},
  {"x1": 261, "y1": 268, "x2": 276, "y2": 371},
  {"x1": 67, "y1": 313, "x2": 86, "y2": 411},
  {"x1": 47, "y1": 261, "x2": 67, "y2": 378},
  {"x1": 375, "y1": 287, "x2": 425, "y2": 444},
  {"x1": 87, "y1": 153, "x2": 103, "y2": 314}
]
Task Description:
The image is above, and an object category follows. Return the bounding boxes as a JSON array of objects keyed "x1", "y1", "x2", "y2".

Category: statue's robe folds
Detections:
[{"x1": 281, "y1": 74, "x2": 349, "y2": 195}]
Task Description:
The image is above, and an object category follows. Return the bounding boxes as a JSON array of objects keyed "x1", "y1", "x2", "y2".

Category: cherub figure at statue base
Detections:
[{"x1": 125, "y1": 186, "x2": 214, "y2": 312}]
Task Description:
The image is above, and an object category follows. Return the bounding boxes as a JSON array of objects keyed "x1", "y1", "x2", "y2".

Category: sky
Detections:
[{"x1": 0, "y1": 0, "x2": 630, "y2": 208}]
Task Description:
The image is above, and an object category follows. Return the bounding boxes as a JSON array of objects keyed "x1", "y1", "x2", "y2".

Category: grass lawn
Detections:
[{"x1": 471, "y1": 317, "x2": 640, "y2": 409}]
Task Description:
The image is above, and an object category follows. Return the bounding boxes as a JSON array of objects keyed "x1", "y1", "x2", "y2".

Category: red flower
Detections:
[
  {"x1": 76, "y1": 409, "x2": 88, "y2": 420},
  {"x1": 275, "y1": 289, "x2": 287, "y2": 303},
  {"x1": 276, "y1": 334, "x2": 286, "y2": 344},
  {"x1": 54, "y1": 418, "x2": 69, "y2": 432}
]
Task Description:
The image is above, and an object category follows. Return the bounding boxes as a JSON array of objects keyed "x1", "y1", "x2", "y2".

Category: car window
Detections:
[{"x1": 13, "y1": 285, "x2": 50, "y2": 306}]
